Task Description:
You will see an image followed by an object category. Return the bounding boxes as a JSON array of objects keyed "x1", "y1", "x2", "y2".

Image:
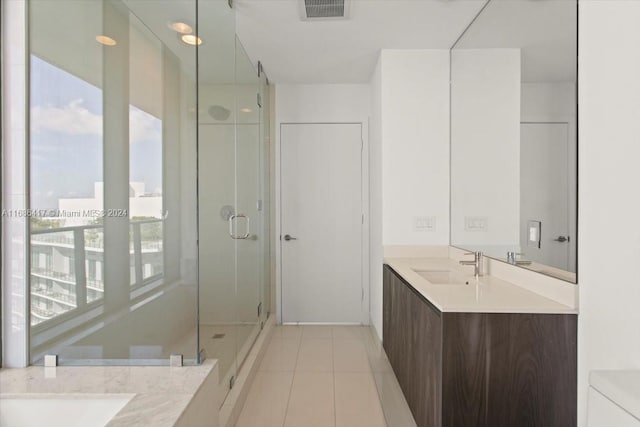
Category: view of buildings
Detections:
[{"x1": 29, "y1": 182, "x2": 164, "y2": 326}]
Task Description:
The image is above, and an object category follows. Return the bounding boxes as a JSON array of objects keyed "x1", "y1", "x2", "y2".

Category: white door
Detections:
[
  {"x1": 281, "y1": 123, "x2": 363, "y2": 324},
  {"x1": 520, "y1": 122, "x2": 572, "y2": 270}
]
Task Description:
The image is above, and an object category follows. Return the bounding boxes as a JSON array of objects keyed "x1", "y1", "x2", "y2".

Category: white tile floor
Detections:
[{"x1": 236, "y1": 325, "x2": 417, "y2": 427}]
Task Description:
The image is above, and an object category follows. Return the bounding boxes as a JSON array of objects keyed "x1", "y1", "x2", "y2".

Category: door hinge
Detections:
[
  {"x1": 258, "y1": 61, "x2": 263, "y2": 77},
  {"x1": 257, "y1": 93, "x2": 262, "y2": 108},
  {"x1": 258, "y1": 302, "x2": 262, "y2": 317},
  {"x1": 230, "y1": 375, "x2": 236, "y2": 389},
  {"x1": 362, "y1": 213, "x2": 364, "y2": 225},
  {"x1": 361, "y1": 288, "x2": 364, "y2": 301}
]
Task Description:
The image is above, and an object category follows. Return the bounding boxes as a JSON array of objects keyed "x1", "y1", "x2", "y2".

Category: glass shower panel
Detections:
[
  {"x1": 234, "y1": 37, "x2": 261, "y2": 369},
  {"x1": 28, "y1": 0, "x2": 199, "y2": 364},
  {"x1": 28, "y1": 0, "x2": 105, "y2": 334},
  {"x1": 259, "y1": 66, "x2": 271, "y2": 322},
  {"x1": 197, "y1": 0, "x2": 238, "y2": 399}
]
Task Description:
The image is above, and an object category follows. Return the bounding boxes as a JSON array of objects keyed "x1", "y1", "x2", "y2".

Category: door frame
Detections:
[
  {"x1": 520, "y1": 115, "x2": 577, "y2": 273},
  {"x1": 275, "y1": 122, "x2": 370, "y2": 325}
]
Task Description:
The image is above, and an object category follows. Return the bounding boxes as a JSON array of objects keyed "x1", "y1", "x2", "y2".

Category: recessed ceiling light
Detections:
[
  {"x1": 169, "y1": 21, "x2": 193, "y2": 34},
  {"x1": 96, "y1": 35, "x2": 117, "y2": 46},
  {"x1": 181, "y1": 34, "x2": 202, "y2": 46},
  {"x1": 240, "y1": 108, "x2": 252, "y2": 113}
]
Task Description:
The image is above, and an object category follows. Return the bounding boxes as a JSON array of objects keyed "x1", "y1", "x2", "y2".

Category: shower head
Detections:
[{"x1": 208, "y1": 105, "x2": 231, "y2": 121}]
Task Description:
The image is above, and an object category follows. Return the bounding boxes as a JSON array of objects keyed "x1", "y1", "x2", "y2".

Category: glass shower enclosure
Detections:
[
  {"x1": 197, "y1": 0, "x2": 271, "y2": 396},
  {"x1": 26, "y1": 0, "x2": 270, "y2": 402}
]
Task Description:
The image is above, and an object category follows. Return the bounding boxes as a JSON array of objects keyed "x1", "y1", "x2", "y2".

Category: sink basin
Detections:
[
  {"x1": 414, "y1": 270, "x2": 471, "y2": 285},
  {"x1": 0, "y1": 395, "x2": 134, "y2": 427}
]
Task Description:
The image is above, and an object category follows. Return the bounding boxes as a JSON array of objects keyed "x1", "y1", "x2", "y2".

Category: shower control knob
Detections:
[{"x1": 283, "y1": 234, "x2": 297, "y2": 241}]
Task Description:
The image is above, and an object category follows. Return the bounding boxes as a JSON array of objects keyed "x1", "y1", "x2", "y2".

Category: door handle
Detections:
[
  {"x1": 554, "y1": 236, "x2": 569, "y2": 242},
  {"x1": 283, "y1": 234, "x2": 297, "y2": 241},
  {"x1": 229, "y1": 214, "x2": 250, "y2": 239}
]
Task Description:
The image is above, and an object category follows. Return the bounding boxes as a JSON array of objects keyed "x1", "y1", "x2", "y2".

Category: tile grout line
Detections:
[
  {"x1": 333, "y1": 326, "x2": 387, "y2": 426},
  {"x1": 364, "y1": 325, "x2": 393, "y2": 427},
  {"x1": 244, "y1": 326, "x2": 386, "y2": 426},
  {"x1": 266, "y1": 326, "x2": 382, "y2": 427},
  {"x1": 281, "y1": 328, "x2": 303, "y2": 427}
]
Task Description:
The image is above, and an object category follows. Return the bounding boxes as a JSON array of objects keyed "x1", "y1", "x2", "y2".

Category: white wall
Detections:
[
  {"x1": 578, "y1": 2, "x2": 640, "y2": 425},
  {"x1": 275, "y1": 84, "x2": 371, "y2": 124},
  {"x1": 369, "y1": 58, "x2": 384, "y2": 339},
  {"x1": 275, "y1": 84, "x2": 371, "y2": 324},
  {"x1": 521, "y1": 82, "x2": 576, "y2": 120},
  {"x1": 368, "y1": 50, "x2": 450, "y2": 339},
  {"x1": 450, "y1": 49, "x2": 521, "y2": 252},
  {"x1": 380, "y1": 50, "x2": 451, "y2": 246}
]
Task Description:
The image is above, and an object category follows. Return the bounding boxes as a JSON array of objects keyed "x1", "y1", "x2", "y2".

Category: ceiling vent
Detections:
[{"x1": 299, "y1": 0, "x2": 350, "y2": 20}]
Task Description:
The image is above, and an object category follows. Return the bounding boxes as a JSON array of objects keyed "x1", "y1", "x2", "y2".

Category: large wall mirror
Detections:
[{"x1": 450, "y1": 0, "x2": 578, "y2": 282}]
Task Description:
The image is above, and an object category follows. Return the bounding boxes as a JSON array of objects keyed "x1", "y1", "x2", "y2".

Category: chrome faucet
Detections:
[
  {"x1": 506, "y1": 251, "x2": 520, "y2": 264},
  {"x1": 459, "y1": 251, "x2": 483, "y2": 279},
  {"x1": 506, "y1": 251, "x2": 532, "y2": 266}
]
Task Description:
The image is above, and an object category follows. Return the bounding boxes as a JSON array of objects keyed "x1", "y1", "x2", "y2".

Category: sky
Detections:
[{"x1": 30, "y1": 55, "x2": 163, "y2": 210}]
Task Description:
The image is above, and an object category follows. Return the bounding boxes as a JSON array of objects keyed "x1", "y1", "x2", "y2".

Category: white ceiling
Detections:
[
  {"x1": 453, "y1": 0, "x2": 577, "y2": 82},
  {"x1": 235, "y1": 0, "x2": 487, "y2": 83},
  {"x1": 31, "y1": 0, "x2": 574, "y2": 88}
]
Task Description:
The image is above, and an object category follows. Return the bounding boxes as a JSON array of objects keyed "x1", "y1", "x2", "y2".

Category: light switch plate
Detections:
[
  {"x1": 465, "y1": 216, "x2": 488, "y2": 232},
  {"x1": 527, "y1": 220, "x2": 542, "y2": 248},
  {"x1": 415, "y1": 216, "x2": 436, "y2": 231}
]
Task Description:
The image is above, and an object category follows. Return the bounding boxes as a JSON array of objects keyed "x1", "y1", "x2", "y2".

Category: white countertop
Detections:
[
  {"x1": 385, "y1": 257, "x2": 576, "y2": 314},
  {"x1": 0, "y1": 360, "x2": 217, "y2": 426},
  {"x1": 590, "y1": 370, "x2": 640, "y2": 421}
]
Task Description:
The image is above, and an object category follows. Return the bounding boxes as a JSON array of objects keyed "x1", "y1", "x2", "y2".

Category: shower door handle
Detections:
[{"x1": 229, "y1": 214, "x2": 250, "y2": 239}]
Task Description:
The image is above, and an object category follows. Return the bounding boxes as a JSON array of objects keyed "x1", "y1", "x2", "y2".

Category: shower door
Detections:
[
  {"x1": 233, "y1": 36, "x2": 262, "y2": 376},
  {"x1": 197, "y1": 8, "x2": 265, "y2": 400}
]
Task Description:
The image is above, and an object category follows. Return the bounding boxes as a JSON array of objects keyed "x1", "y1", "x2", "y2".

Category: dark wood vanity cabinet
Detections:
[
  {"x1": 383, "y1": 265, "x2": 577, "y2": 427},
  {"x1": 383, "y1": 264, "x2": 443, "y2": 425}
]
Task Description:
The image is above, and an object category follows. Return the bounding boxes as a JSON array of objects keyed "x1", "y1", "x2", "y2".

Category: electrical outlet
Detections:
[
  {"x1": 465, "y1": 216, "x2": 488, "y2": 232},
  {"x1": 415, "y1": 216, "x2": 436, "y2": 231}
]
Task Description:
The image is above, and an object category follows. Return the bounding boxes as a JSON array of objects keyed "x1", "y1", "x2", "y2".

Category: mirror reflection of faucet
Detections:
[{"x1": 507, "y1": 251, "x2": 532, "y2": 266}]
